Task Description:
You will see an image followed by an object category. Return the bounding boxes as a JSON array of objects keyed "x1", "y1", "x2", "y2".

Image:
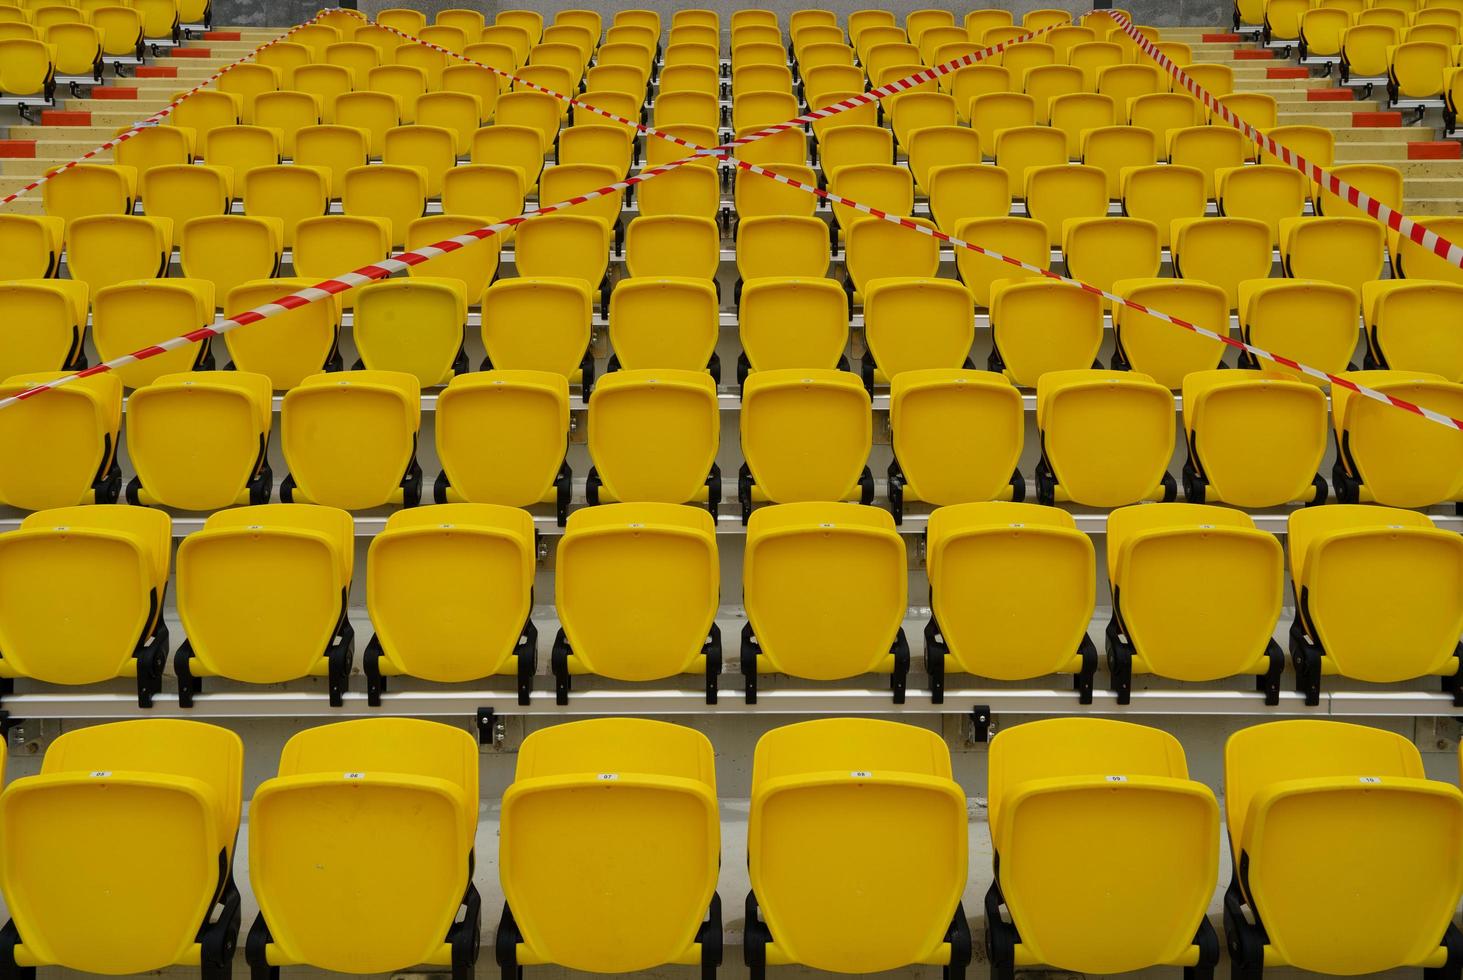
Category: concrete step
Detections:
[
  {"x1": 1333, "y1": 126, "x2": 1439, "y2": 142},
  {"x1": 1405, "y1": 198, "x2": 1463, "y2": 215},
  {"x1": 1405, "y1": 176, "x2": 1463, "y2": 198},
  {"x1": 62, "y1": 98, "x2": 172, "y2": 113},
  {"x1": 1392, "y1": 158, "x2": 1463, "y2": 178},
  {"x1": 1335, "y1": 141, "x2": 1417, "y2": 161}
]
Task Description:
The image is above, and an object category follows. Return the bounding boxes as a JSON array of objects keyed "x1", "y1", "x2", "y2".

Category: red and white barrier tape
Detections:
[
  {"x1": 0, "y1": 152, "x2": 708, "y2": 409},
  {"x1": 0, "y1": 9, "x2": 349, "y2": 208},
  {"x1": 733, "y1": 157, "x2": 1463, "y2": 432},
  {"x1": 350, "y1": 10, "x2": 1059, "y2": 159},
  {"x1": 1109, "y1": 10, "x2": 1463, "y2": 271}
]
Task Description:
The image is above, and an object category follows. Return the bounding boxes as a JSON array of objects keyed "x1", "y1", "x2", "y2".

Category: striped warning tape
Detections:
[
  {"x1": 0, "y1": 9, "x2": 349, "y2": 207},
  {"x1": 0, "y1": 151, "x2": 708, "y2": 409},
  {"x1": 1109, "y1": 10, "x2": 1463, "y2": 271},
  {"x1": 348, "y1": 10, "x2": 1059, "y2": 158},
  {"x1": 732, "y1": 156, "x2": 1463, "y2": 432}
]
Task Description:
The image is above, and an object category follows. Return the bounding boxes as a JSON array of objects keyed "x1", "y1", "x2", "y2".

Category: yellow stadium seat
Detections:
[
  {"x1": 42, "y1": 162, "x2": 136, "y2": 232},
  {"x1": 1224, "y1": 721, "x2": 1463, "y2": 973},
  {"x1": 0, "y1": 279, "x2": 87, "y2": 379},
  {"x1": 1110, "y1": 277, "x2": 1230, "y2": 389},
  {"x1": 0, "y1": 505, "x2": 170, "y2": 705},
  {"x1": 1062, "y1": 216, "x2": 1160, "y2": 308},
  {"x1": 987, "y1": 278, "x2": 1103, "y2": 386},
  {"x1": 551, "y1": 504, "x2": 722, "y2": 702},
  {"x1": 739, "y1": 369, "x2": 873, "y2": 521},
  {"x1": 1329, "y1": 369, "x2": 1463, "y2": 507},
  {"x1": 64, "y1": 214, "x2": 172, "y2": 296},
  {"x1": 246, "y1": 719, "x2": 481, "y2": 978},
  {"x1": 0, "y1": 213, "x2": 66, "y2": 279},
  {"x1": 280, "y1": 370, "x2": 423, "y2": 509},
  {"x1": 737, "y1": 277, "x2": 849, "y2": 384},
  {"x1": 986, "y1": 718, "x2": 1219, "y2": 977},
  {"x1": 608, "y1": 277, "x2": 719, "y2": 376},
  {"x1": 223, "y1": 277, "x2": 341, "y2": 390},
  {"x1": 1119, "y1": 163, "x2": 1205, "y2": 249},
  {"x1": 1362, "y1": 279, "x2": 1463, "y2": 380},
  {"x1": 0, "y1": 370, "x2": 121, "y2": 509},
  {"x1": 0, "y1": 720, "x2": 243, "y2": 977},
  {"x1": 886, "y1": 370, "x2": 1023, "y2": 523},
  {"x1": 92, "y1": 278, "x2": 215, "y2": 389},
  {"x1": 586, "y1": 368, "x2": 721, "y2": 514},
  {"x1": 745, "y1": 719, "x2": 968, "y2": 971},
  {"x1": 925, "y1": 501, "x2": 1097, "y2": 701},
  {"x1": 1035, "y1": 369, "x2": 1176, "y2": 506},
  {"x1": 480, "y1": 277, "x2": 594, "y2": 386},
  {"x1": 952, "y1": 215, "x2": 1051, "y2": 307},
  {"x1": 498, "y1": 719, "x2": 722, "y2": 974},
  {"x1": 1170, "y1": 215, "x2": 1274, "y2": 311}
]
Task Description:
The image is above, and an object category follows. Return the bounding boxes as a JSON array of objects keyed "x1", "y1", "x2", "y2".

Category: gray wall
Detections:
[{"x1": 214, "y1": 0, "x2": 1231, "y2": 34}]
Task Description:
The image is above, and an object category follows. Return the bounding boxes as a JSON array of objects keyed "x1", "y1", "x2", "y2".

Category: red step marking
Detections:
[
  {"x1": 135, "y1": 65, "x2": 178, "y2": 77},
  {"x1": 0, "y1": 139, "x2": 36, "y2": 158},
  {"x1": 168, "y1": 47, "x2": 212, "y2": 57},
  {"x1": 40, "y1": 110, "x2": 91, "y2": 126},
  {"x1": 1408, "y1": 140, "x2": 1462, "y2": 160},
  {"x1": 1306, "y1": 88, "x2": 1354, "y2": 101},
  {"x1": 202, "y1": 30, "x2": 240, "y2": 39},
  {"x1": 90, "y1": 87, "x2": 139, "y2": 100},
  {"x1": 1202, "y1": 32, "x2": 1242, "y2": 42},
  {"x1": 1233, "y1": 48, "x2": 1276, "y2": 59},
  {"x1": 1267, "y1": 66, "x2": 1308, "y2": 79},
  {"x1": 1353, "y1": 110, "x2": 1403, "y2": 127}
]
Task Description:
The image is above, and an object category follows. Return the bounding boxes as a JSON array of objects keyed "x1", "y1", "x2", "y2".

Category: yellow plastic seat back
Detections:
[
  {"x1": 1216, "y1": 164, "x2": 1308, "y2": 245},
  {"x1": 42, "y1": 163, "x2": 136, "y2": 232},
  {"x1": 292, "y1": 125, "x2": 367, "y2": 197},
  {"x1": 177, "y1": 503, "x2": 352, "y2": 683},
  {"x1": 0, "y1": 720, "x2": 242, "y2": 974},
  {"x1": 844, "y1": 216, "x2": 941, "y2": 301},
  {"x1": 889, "y1": 370, "x2": 1022, "y2": 505},
  {"x1": 65, "y1": 214, "x2": 173, "y2": 296},
  {"x1": 1111, "y1": 278, "x2": 1229, "y2": 389},
  {"x1": 1048, "y1": 93, "x2": 1116, "y2": 159},
  {"x1": 1024, "y1": 164, "x2": 1108, "y2": 248},
  {"x1": 354, "y1": 277, "x2": 467, "y2": 387},
  {"x1": 281, "y1": 370, "x2": 421, "y2": 509},
  {"x1": 608, "y1": 277, "x2": 718, "y2": 371},
  {"x1": 342, "y1": 163, "x2": 427, "y2": 248},
  {"x1": 0, "y1": 505, "x2": 169, "y2": 685},
  {"x1": 0, "y1": 280, "x2": 86, "y2": 379},
  {"x1": 1333, "y1": 370, "x2": 1463, "y2": 506},
  {"x1": 989, "y1": 718, "x2": 1218, "y2": 975},
  {"x1": 140, "y1": 165, "x2": 234, "y2": 233},
  {"x1": 744, "y1": 503, "x2": 905, "y2": 679},
  {"x1": 127, "y1": 371, "x2": 272, "y2": 510},
  {"x1": 1237, "y1": 279, "x2": 1359, "y2": 386},
  {"x1": 404, "y1": 216, "x2": 500, "y2": 309},
  {"x1": 514, "y1": 214, "x2": 610, "y2": 293},
  {"x1": 502, "y1": 718, "x2": 718, "y2": 972},
  {"x1": 251, "y1": 719, "x2": 477, "y2": 974},
  {"x1": 1396, "y1": 215, "x2": 1463, "y2": 285},
  {"x1": 952, "y1": 216, "x2": 1050, "y2": 308},
  {"x1": 1120, "y1": 164, "x2": 1205, "y2": 250},
  {"x1": 442, "y1": 164, "x2": 526, "y2": 227},
  {"x1": 739, "y1": 278, "x2": 848, "y2": 374},
  {"x1": 1169, "y1": 215, "x2": 1273, "y2": 311},
  {"x1": 0, "y1": 371, "x2": 120, "y2": 510},
  {"x1": 242, "y1": 164, "x2": 330, "y2": 247},
  {"x1": 1363, "y1": 279, "x2": 1463, "y2": 381},
  {"x1": 927, "y1": 501, "x2": 1095, "y2": 680},
  {"x1": 741, "y1": 369, "x2": 871, "y2": 503},
  {"x1": 1036, "y1": 369, "x2": 1175, "y2": 507},
  {"x1": 557, "y1": 504, "x2": 718, "y2": 681},
  {"x1": 1279, "y1": 215, "x2": 1385, "y2": 304},
  {"x1": 587, "y1": 369, "x2": 719, "y2": 503},
  {"x1": 178, "y1": 213, "x2": 284, "y2": 311},
  {"x1": 0, "y1": 214, "x2": 65, "y2": 280},
  {"x1": 93, "y1": 279, "x2": 215, "y2": 389},
  {"x1": 480, "y1": 278, "x2": 592, "y2": 377},
  {"x1": 223, "y1": 278, "x2": 340, "y2": 390},
  {"x1": 436, "y1": 370, "x2": 568, "y2": 507},
  {"x1": 749, "y1": 718, "x2": 965, "y2": 972},
  {"x1": 864, "y1": 278, "x2": 975, "y2": 380},
  {"x1": 1226, "y1": 720, "x2": 1463, "y2": 975},
  {"x1": 624, "y1": 215, "x2": 720, "y2": 280},
  {"x1": 1182, "y1": 371, "x2": 1327, "y2": 506},
  {"x1": 367, "y1": 503, "x2": 535, "y2": 682},
  {"x1": 1109, "y1": 503, "x2": 1282, "y2": 681},
  {"x1": 1062, "y1": 217, "x2": 1160, "y2": 307},
  {"x1": 1290, "y1": 506, "x2": 1463, "y2": 683},
  {"x1": 988, "y1": 278, "x2": 1103, "y2": 387}
]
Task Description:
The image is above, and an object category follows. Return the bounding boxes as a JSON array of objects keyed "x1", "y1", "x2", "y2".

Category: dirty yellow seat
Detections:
[
  {"x1": 498, "y1": 718, "x2": 721, "y2": 976},
  {"x1": 745, "y1": 719, "x2": 969, "y2": 976},
  {"x1": 1224, "y1": 721, "x2": 1463, "y2": 977},
  {"x1": 365, "y1": 503, "x2": 537, "y2": 705},
  {"x1": 0, "y1": 505, "x2": 171, "y2": 706},
  {"x1": 986, "y1": 718, "x2": 1219, "y2": 978},
  {"x1": 1287, "y1": 505, "x2": 1463, "y2": 704},
  {"x1": 925, "y1": 501, "x2": 1097, "y2": 703},
  {"x1": 741, "y1": 503, "x2": 911, "y2": 702},
  {"x1": 125, "y1": 370, "x2": 274, "y2": 511},
  {"x1": 552, "y1": 503, "x2": 721, "y2": 703},
  {"x1": 174, "y1": 503, "x2": 354, "y2": 704},
  {"x1": 280, "y1": 370, "x2": 423, "y2": 509},
  {"x1": 0, "y1": 720, "x2": 243, "y2": 979},
  {"x1": 353, "y1": 277, "x2": 469, "y2": 387},
  {"x1": 247, "y1": 719, "x2": 482, "y2": 979}
]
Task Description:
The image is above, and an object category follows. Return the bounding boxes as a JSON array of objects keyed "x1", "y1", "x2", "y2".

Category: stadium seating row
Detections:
[
  {"x1": 0, "y1": 716, "x2": 1460, "y2": 979},
  {"x1": 2, "y1": 358, "x2": 1461, "y2": 518},
  {"x1": 0, "y1": 500, "x2": 1457, "y2": 707}
]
